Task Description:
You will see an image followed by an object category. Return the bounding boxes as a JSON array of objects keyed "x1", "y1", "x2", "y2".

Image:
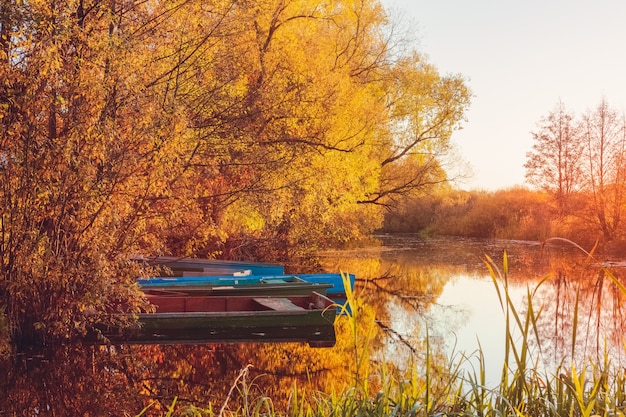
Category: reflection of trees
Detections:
[
  {"x1": 0, "y1": 337, "x2": 362, "y2": 415},
  {"x1": 518, "y1": 262, "x2": 626, "y2": 369},
  {"x1": 131, "y1": 342, "x2": 353, "y2": 412},
  {"x1": 2, "y1": 345, "x2": 145, "y2": 415},
  {"x1": 318, "y1": 236, "x2": 626, "y2": 373},
  {"x1": 318, "y1": 252, "x2": 465, "y2": 361}
]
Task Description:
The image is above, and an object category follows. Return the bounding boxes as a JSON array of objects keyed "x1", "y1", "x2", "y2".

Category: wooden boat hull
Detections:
[
  {"x1": 138, "y1": 275, "x2": 332, "y2": 297},
  {"x1": 133, "y1": 256, "x2": 285, "y2": 276},
  {"x1": 101, "y1": 292, "x2": 337, "y2": 347},
  {"x1": 138, "y1": 274, "x2": 353, "y2": 297},
  {"x1": 296, "y1": 273, "x2": 355, "y2": 298}
]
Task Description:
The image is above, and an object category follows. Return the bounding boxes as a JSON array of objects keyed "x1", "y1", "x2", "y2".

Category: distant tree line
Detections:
[
  {"x1": 383, "y1": 98, "x2": 626, "y2": 254},
  {"x1": 381, "y1": 186, "x2": 624, "y2": 251}
]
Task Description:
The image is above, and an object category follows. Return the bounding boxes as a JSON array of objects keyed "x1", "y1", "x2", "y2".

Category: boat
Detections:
[
  {"x1": 132, "y1": 256, "x2": 285, "y2": 277},
  {"x1": 137, "y1": 275, "x2": 333, "y2": 296},
  {"x1": 133, "y1": 256, "x2": 355, "y2": 299},
  {"x1": 138, "y1": 273, "x2": 354, "y2": 297},
  {"x1": 137, "y1": 273, "x2": 354, "y2": 306},
  {"x1": 296, "y1": 273, "x2": 355, "y2": 299},
  {"x1": 101, "y1": 292, "x2": 336, "y2": 347}
]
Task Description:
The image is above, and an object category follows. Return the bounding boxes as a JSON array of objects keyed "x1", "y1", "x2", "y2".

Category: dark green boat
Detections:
[{"x1": 103, "y1": 291, "x2": 337, "y2": 348}]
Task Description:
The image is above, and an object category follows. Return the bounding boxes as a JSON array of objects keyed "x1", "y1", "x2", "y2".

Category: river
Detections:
[
  {"x1": 4, "y1": 234, "x2": 626, "y2": 414},
  {"x1": 317, "y1": 234, "x2": 626, "y2": 387}
]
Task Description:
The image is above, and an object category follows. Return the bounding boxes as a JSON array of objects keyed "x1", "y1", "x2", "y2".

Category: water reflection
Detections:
[
  {"x1": 1, "y1": 341, "x2": 357, "y2": 415},
  {"x1": 3, "y1": 234, "x2": 626, "y2": 414},
  {"x1": 530, "y1": 268, "x2": 626, "y2": 366},
  {"x1": 319, "y1": 234, "x2": 626, "y2": 385}
]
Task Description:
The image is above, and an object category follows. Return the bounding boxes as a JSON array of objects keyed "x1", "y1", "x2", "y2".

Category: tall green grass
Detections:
[{"x1": 143, "y1": 253, "x2": 626, "y2": 416}]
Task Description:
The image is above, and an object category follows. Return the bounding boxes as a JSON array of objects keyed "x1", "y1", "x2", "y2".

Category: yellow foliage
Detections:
[
  {"x1": 221, "y1": 202, "x2": 267, "y2": 235},
  {"x1": 0, "y1": 0, "x2": 470, "y2": 362}
]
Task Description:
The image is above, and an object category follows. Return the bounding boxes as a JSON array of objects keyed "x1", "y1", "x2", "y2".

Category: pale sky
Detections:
[{"x1": 382, "y1": 0, "x2": 626, "y2": 190}]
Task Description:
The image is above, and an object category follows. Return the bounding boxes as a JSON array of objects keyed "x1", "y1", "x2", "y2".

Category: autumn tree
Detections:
[
  {"x1": 524, "y1": 101, "x2": 584, "y2": 214},
  {"x1": 0, "y1": 0, "x2": 201, "y2": 350},
  {"x1": 211, "y1": 0, "x2": 390, "y2": 257},
  {"x1": 364, "y1": 53, "x2": 471, "y2": 207},
  {"x1": 0, "y1": 0, "x2": 470, "y2": 358},
  {"x1": 580, "y1": 98, "x2": 626, "y2": 241},
  {"x1": 163, "y1": 0, "x2": 471, "y2": 259},
  {"x1": 525, "y1": 98, "x2": 626, "y2": 243}
]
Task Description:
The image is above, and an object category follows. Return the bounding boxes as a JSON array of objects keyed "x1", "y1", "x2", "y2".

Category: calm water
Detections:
[
  {"x1": 5, "y1": 234, "x2": 626, "y2": 414},
  {"x1": 318, "y1": 234, "x2": 626, "y2": 386}
]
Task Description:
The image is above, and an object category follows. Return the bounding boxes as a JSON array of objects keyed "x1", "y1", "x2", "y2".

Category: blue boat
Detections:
[
  {"x1": 137, "y1": 274, "x2": 355, "y2": 311},
  {"x1": 296, "y1": 273, "x2": 355, "y2": 299},
  {"x1": 132, "y1": 256, "x2": 285, "y2": 276},
  {"x1": 138, "y1": 275, "x2": 332, "y2": 297},
  {"x1": 138, "y1": 273, "x2": 354, "y2": 298},
  {"x1": 134, "y1": 257, "x2": 355, "y2": 313}
]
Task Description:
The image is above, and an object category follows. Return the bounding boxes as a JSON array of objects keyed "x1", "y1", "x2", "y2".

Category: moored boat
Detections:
[
  {"x1": 297, "y1": 273, "x2": 355, "y2": 299},
  {"x1": 138, "y1": 275, "x2": 333, "y2": 296},
  {"x1": 132, "y1": 256, "x2": 285, "y2": 276},
  {"x1": 101, "y1": 291, "x2": 337, "y2": 347}
]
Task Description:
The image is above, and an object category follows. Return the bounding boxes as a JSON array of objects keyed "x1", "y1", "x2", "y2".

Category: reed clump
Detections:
[{"x1": 143, "y1": 250, "x2": 626, "y2": 417}]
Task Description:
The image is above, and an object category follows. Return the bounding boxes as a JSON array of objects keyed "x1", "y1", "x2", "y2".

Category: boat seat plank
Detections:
[{"x1": 253, "y1": 297, "x2": 305, "y2": 311}]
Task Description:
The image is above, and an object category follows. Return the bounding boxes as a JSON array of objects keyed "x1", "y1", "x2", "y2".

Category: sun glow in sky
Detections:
[{"x1": 382, "y1": 0, "x2": 626, "y2": 190}]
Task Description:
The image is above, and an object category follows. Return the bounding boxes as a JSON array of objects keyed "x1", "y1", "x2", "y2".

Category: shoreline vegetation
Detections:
[
  {"x1": 139, "y1": 249, "x2": 626, "y2": 417},
  {"x1": 382, "y1": 187, "x2": 626, "y2": 256}
]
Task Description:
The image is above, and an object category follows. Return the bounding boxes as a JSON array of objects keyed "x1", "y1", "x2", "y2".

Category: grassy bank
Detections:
[{"x1": 141, "y1": 252, "x2": 626, "y2": 417}]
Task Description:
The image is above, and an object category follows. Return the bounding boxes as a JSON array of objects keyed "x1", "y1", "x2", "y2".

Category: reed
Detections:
[{"x1": 145, "y1": 249, "x2": 626, "y2": 416}]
